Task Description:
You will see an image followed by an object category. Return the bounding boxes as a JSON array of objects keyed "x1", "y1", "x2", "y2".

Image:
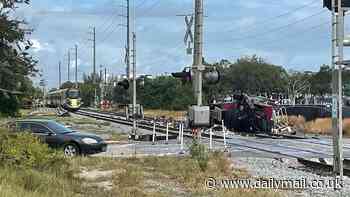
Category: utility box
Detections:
[
  {"x1": 125, "y1": 104, "x2": 144, "y2": 120},
  {"x1": 188, "y1": 106, "x2": 210, "y2": 128}
]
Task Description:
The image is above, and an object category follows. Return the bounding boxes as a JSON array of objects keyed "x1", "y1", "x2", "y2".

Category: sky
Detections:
[{"x1": 14, "y1": 0, "x2": 339, "y2": 88}]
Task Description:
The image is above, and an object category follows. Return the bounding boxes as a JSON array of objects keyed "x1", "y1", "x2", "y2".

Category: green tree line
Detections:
[
  {"x1": 76, "y1": 55, "x2": 350, "y2": 110},
  {"x1": 0, "y1": 0, "x2": 38, "y2": 116}
]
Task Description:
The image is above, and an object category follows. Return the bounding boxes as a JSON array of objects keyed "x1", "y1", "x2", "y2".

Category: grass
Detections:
[
  {"x1": 0, "y1": 166, "x2": 80, "y2": 197},
  {"x1": 109, "y1": 132, "x2": 129, "y2": 141},
  {"x1": 0, "y1": 123, "x2": 281, "y2": 197},
  {"x1": 143, "y1": 109, "x2": 186, "y2": 121},
  {"x1": 19, "y1": 109, "x2": 32, "y2": 117},
  {"x1": 71, "y1": 153, "x2": 281, "y2": 197},
  {"x1": 288, "y1": 116, "x2": 350, "y2": 136},
  {"x1": 0, "y1": 112, "x2": 283, "y2": 197}
]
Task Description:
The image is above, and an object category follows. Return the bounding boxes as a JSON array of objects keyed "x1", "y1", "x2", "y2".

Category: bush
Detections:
[
  {"x1": 189, "y1": 139, "x2": 209, "y2": 172},
  {"x1": 0, "y1": 94, "x2": 20, "y2": 117},
  {"x1": 0, "y1": 128, "x2": 67, "y2": 171}
]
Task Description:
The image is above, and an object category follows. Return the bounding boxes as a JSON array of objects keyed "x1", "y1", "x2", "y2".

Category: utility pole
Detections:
[
  {"x1": 104, "y1": 67, "x2": 107, "y2": 99},
  {"x1": 88, "y1": 27, "x2": 97, "y2": 107},
  {"x1": 193, "y1": 0, "x2": 204, "y2": 106},
  {"x1": 336, "y1": 0, "x2": 344, "y2": 180},
  {"x1": 120, "y1": 0, "x2": 131, "y2": 78},
  {"x1": 329, "y1": 0, "x2": 345, "y2": 182},
  {"x1": 331, "y1": 0, "x2": 340, "y2": 178},
  {"x1": 93, "y1": 27, "x2": 96, "y2": 82},
  {"x1": 126, "y1": 0, "x2": 131, "y2": 79},
  {"x1": 67, "y1": 50, "x2": 70, "y2": 81},
  {"x1": 100, "y1": 65, "x2": 103, "y2": 105},
  {"x1": 132, "y1": 32, "x2": 137, "y2": 135},
  {"x1": 104, "y1": 68, "x2": 107, "y2": 85},
  {"x1": 58, "y1": 61, "x2": 61, "y2": 89},
  {"x1": 75, "y1": 44, "x2": 78, "y2": 87}
]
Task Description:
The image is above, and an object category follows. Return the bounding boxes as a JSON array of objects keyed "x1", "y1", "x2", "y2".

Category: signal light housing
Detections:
[
  {"x1": 117, "y1": 79, "x2": 130, "y2": 90},
  {"x1": 323, "y1": 0, "x2": 350, "y2": 12},
  {"x1": 172, "y1": 67, "x2": 221, "y2": 84},
  {"x1": 171, "y1": 68, "x2": 192, "y2": 83},
  {"x1": 204, "y1": 68, "x2": 220, "y2": 84}
]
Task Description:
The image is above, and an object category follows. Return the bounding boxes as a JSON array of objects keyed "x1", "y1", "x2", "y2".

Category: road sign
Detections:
[{"x1": 184, "y1": 15, "x2": 194, "y2": 44}]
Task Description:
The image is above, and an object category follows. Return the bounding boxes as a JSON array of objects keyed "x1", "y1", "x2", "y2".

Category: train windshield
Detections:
[{"x1": 67, "y1": 89, "x2": 80, "y2": 99}]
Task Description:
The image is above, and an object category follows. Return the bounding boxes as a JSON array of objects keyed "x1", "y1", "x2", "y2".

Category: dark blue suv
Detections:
[{"x1": 14, "y1": 119, "x2": 107, "y2": 156}]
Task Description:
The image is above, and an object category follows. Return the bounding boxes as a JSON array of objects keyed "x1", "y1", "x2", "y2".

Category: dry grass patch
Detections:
[
  {"x1": 0, "y1": 126, "x2": 281, "y2": 197},
  {"x1": 144, "y1": 109, "x2": 186, "y2": 121},
  {"x1": 74, "y1": 153, "x2": 281, "y2": 197},
  {"x1": 109, "y1": 132, "x2": 129, "y2": 141},
  {"x1": 288, "y1": 116, "x2": 350, "y2": 136},
  {"x1": 287, "y1": 116, "x2": 306, "y2": 128},
  {"x1": 19, "y1": 109, "x2": 32, "y2": 116}
]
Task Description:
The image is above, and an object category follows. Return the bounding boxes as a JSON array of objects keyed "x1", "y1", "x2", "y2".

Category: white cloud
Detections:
[
  {"x1": 20, "y1": 0, "x2": 330, "y2": 88},
  {"x1": 30, "y1": 39, "x2": 42, "y2": 52},
  {"x1": 30, "y1": 39, "x2": 55, "y2": 53}
]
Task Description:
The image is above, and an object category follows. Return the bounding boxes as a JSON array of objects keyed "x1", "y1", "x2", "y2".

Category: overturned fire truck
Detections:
[{"x1": 210, "y1": 94, "x2": 274, "y2": 133}]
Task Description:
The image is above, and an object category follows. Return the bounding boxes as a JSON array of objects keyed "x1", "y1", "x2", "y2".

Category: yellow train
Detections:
[{"x1": 46, "y1": 88, "x2": 82, "y2": 111}]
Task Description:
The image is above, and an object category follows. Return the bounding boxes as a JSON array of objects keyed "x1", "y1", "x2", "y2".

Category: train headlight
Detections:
[{"x1": 81, "y1": 138, "x2": 98, "y2": 144}]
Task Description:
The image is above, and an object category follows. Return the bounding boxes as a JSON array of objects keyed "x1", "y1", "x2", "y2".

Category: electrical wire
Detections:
[
  {"x1": 231, "y1": 20, "x2": 329, "y2": 52},
  {"x1": 226, "y1": 0, "x2": 319, "y2": 33},
  {"x1": 231, "y1": 10, "x2": 327, "y2": 41}
]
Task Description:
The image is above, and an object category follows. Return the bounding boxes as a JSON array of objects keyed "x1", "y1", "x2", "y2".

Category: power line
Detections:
[
  {"x1": 229, "y1": 22, "x2": 329, "y2": 56},
  {"x1": 97, "y1": 17, "x2": 121, "y2": 42},
  {"x1": 136, "y1": 0, "x2": 149, "y2": 8},
  {"x1": 231, "y1": 10, "x2": 327, "y2": 41},
  {"x1": 137, "y1": 0, "x2": 161, "y2": 17},
  {"x1": 226, "y1": 0, "x2": 319, "y2": 33},
  {"x1": 100, "y1": 23, "x2": 123, "y2": 43},
  {"x1": 140, "y1": 41, "x2": 186, "y2": 66},
  {"x1": 231, "y1": 20, "x2": 329, "y2": 51},
  {"x1": 96, "y1": 10, "x2": 120, "y2": 34}
]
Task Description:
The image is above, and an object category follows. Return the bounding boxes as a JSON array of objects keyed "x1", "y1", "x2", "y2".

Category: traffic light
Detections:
[
  {"x1": 204, "y1": 68, "x2": 220, "y2": 84},
  {"x1": 171, "y1": 68, "x2": 192, "y2": 83},
  {"x1": 117, "y1": 79, "x2": 130, "y2": 90},
  {"x1": 323, "y1": 0, "x2": 350, "y2": 12},
  {"x1": 172, "y1": 67, "x2": 221, "y2": 84}
]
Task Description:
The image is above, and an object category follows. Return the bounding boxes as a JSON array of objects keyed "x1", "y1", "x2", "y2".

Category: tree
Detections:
[
  {"x1": 60, "y1": 81, "x2": 74, "y2": 89},
  {"x1": 287, "y1": 71, "x2": 311, "y2": 105},
  {"x1": 223, "y1": 55, "x2": 288, "y2": 95},
  {"x1": 0, "y1": 0, "x2": 37, "y2": 116},
  {"x1": 137, "y1": 76, "x2": 194, "y2": 110},
  {"x1": 79, "y1": 73, "x2": 101, "y2": 107},
  {"x1": 310, "y1": 65, "x2": 331, "y2": 96}
]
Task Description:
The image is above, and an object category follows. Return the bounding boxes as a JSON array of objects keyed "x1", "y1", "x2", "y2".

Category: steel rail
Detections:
[{"x1": 74, "y1": 108, "x2": 350, "y2": 176}]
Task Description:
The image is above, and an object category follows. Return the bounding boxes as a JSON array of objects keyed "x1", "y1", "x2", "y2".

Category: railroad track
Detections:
[
  {"x1": 73, "y1": 108, "x2": 350, "y2": 176},
  {"x1": 74, "y1": 109, "x2": 227, "y2": 139},
  {"x1": 73, "y1": 110, "x2": 192, "y2": 137}
]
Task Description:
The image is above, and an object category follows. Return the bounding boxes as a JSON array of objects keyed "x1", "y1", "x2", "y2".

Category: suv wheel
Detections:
[{"x1": 64, "y1": 143, "x2": 79, "y2": 157}]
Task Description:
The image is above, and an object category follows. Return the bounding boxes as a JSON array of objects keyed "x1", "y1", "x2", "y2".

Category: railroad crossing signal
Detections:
[
  {"x1": 172, "y1": 67, "x2": 220, "y2": 84},
  {"x1": 117, "y1": 79, "x2": 130, "y2": 90},
  {"x1": 184, "y1": 15, "x2": 194, "y2": 44},
  {"x1": 323, "y1": 0, "x2": 350, "y2": 12},
  {"x1": 171, "y1": 68, "x2": 192, "y2": 83},
  {"x1": 184, "y1": 15, "x2": 194, "y2": 55}
]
